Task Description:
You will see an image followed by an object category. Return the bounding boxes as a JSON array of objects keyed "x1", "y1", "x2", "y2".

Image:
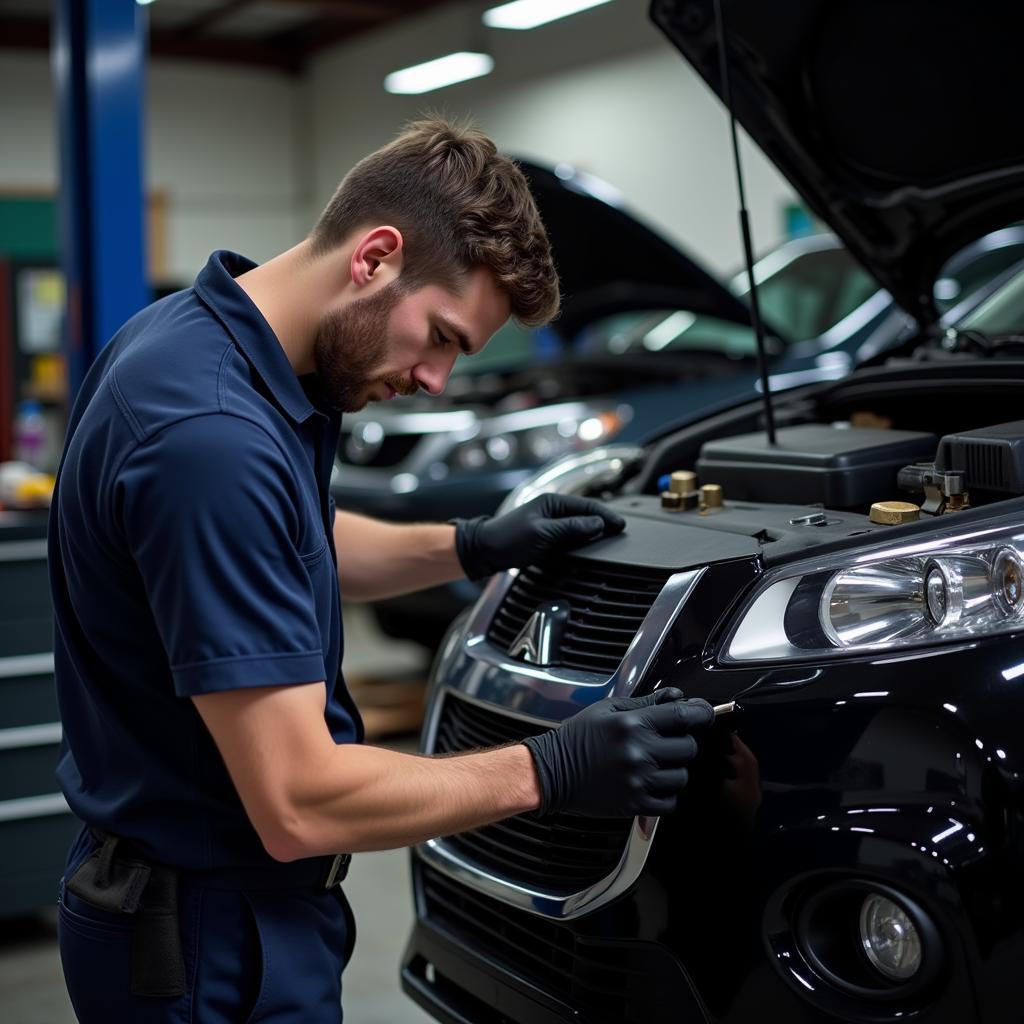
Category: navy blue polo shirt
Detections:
[{"x1": 49, "y1": 250, "x2": 363, "y2": 870}]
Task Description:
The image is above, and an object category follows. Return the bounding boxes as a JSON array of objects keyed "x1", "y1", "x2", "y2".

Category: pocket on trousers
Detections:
[
  {"x1": 189, "y1": 887, "x2": 264, "y2": 1024},
  {"x1": 242, "y1": 888, "x2": 348, "y2": 1023},
  {"x1": 58, "y1": 881, "x2": 134, "y2": 941},
  {"x1": 59, "y1": 879, "x2": 190, "y2": 1024},
  {"x1": 335, "y1": 888, "x2": 357, "y2": 970}
]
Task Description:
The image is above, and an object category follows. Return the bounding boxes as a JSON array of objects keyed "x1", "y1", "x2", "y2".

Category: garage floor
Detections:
[{"x1": 0, "y1": 603, "x2": 435, "y2": 1023}]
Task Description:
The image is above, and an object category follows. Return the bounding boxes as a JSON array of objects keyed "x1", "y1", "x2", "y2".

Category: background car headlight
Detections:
[
  {"x1": 723, "y1": 513, "x2": 1024, "y2": 662},
  {"x1": 497, "y1": 444, "x2": 645, "y2": 512},
  {"x1": 444, "y1": 404, "x2": 631, "y2": 474}
]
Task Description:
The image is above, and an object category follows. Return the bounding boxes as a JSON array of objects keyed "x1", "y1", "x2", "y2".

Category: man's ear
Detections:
[{"x1": 350, "y1": 226, "x2": 404, "y2": 289}]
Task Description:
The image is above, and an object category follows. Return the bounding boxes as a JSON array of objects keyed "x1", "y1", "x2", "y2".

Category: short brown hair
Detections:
[{"x1": 309, "y1": 116, "x2": 559, "y2": 327}]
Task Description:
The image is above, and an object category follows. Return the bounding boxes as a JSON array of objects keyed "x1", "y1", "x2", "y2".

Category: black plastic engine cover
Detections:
[{"x1": 695, "y1": 424, "x2": 937, "y2": 509}]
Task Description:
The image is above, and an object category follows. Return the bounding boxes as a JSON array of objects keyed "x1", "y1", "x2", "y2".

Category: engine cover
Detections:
[{"x1": 695, "y1": 424, "x2": 937, "y2": 508}]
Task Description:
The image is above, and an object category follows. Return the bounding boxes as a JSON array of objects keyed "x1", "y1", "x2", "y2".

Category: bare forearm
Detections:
[
  {"x1": 333, "y1": 509, "x2": 463, "y2": 601},
  {"x1": 273, "y1": 741, "x2": 540, "y2": 858}
]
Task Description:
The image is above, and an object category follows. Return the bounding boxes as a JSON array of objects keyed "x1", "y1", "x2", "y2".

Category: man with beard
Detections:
[{"x1": 50, "y1": 117, "x2": 713, "y2": 1022}]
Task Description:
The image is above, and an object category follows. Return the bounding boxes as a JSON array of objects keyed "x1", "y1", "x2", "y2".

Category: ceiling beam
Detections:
[
  {"x1": 0, "y1": 16, "x2": 299, "y2": 72},
  {"x1": 178, "y1": 0, "x2": 255, "y2": 37},
  {"x1": 288, "y1": 1, "x2": 405, "y2": 18},
  {"x1": 0, "y1": 16, "x2": 49, "y2": 51},
  {"x1": 149, "y1": 32, "x2": 300, "y2": 72},
  {"x1": 298, "y1": 0, "x2": 449, "y2": 54},
  {"x1": 0, "y1": 1, "x2": 454, "y2": 71}
]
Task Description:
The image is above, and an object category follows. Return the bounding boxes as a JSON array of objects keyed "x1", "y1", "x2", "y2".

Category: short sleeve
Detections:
[{"x1": 118, "y1": 414, "x2": 327, "y2": 696}]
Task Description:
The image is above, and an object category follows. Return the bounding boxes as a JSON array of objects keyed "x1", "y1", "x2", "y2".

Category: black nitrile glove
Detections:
[
  {"x1": 521, "y1": 689, "x2": 714, "y2": 818},
  {"x1": 452, "y1": 493, "x2": 626, "y2": 580}
]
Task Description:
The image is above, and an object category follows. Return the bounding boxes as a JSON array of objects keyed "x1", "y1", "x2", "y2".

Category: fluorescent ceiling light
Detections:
[
  {"x1": 483, "y1": 0, "x2": 614, "y2": 30},
  {"x1": 384, "y1": 52, "x2": 494, "y2": 95}
]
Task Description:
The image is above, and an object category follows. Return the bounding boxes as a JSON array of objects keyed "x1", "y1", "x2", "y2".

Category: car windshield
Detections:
[
  {"x1": 957, "y1": 262, "x2": 1024, "y2": 334},
  {"x1": 452, "y1": 311, "x2": 760, "y2": 375},
  {"x1": 574, "y1": 310, "x2": 758, "y2": 357},
  {"x1": 452, "y1": 239, "x2": 883, "y2": 375},
  {"x1": 733, "y1": 244, "x2": 878, "y2": 342}
]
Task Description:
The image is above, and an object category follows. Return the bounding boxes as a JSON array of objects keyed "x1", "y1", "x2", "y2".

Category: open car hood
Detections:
[
  {"x1": 514, "y1": 158, "x2": 760, "y2": 339},
  {"x1": 650, "y1": 0, "x2": 1024, "y2": 329}
]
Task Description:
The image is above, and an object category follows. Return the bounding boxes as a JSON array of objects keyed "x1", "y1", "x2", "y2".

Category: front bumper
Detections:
[
  {"x1": 405, "y1": 549, "x2": 1024, "y2": 1023},
  {"x1": 402, "y1": 859, "x2": 708, "y2": 1024}
]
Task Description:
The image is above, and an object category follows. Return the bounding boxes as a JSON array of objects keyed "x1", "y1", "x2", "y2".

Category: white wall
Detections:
[
  {"x1": 0, "y1": 0, "x2": 798, "y2": 282},
  {"x1": 0, "y1": 52, "x2": 57, "y2": 186},
  {"x1": 304, "y1": 0, "x2": 797, "y2": 274},
  {"x1": 147, "y1": 61, "x2": 305, "y2": 281},
  {"x1": 0, "y1": 51, "x2": 303, "y2": 283}
]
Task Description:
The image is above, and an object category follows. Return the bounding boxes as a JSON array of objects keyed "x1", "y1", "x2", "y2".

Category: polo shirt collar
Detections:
[{"x1": 194, "y1": 250, "x2": 316, "y2": 424}]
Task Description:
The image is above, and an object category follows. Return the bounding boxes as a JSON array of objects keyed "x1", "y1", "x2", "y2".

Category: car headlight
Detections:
[
  {"x1": 722, "y1": 513, "x2": 1024, "y2": 662},
  {"x1": 497, "y1": 444, "x2": 645, "y2": 512},
  {"x1": 444, "y1": 405, "x2": 630, "y2": 474}
]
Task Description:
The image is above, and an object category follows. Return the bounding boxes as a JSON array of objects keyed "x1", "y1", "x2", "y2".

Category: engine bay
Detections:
[{"x1": 589, "y1": 369, "x2": 1024, "y2": 571}]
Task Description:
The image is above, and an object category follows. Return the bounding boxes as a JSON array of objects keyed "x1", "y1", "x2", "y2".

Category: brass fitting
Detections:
[
  {"x1": 699, "y1": 483, "x2": 724, "y2": 513},
  {"x1": 669, "y1": 471, "x2": 697, "y2": 495},
  {"x1": 661, "y1": 490, "x2": 684, "y2": 511},
  {"x1": 869, "y1": 500, "x2": 921, "y2": 525}
]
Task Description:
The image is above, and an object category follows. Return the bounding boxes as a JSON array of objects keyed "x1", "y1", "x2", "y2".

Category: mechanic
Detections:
[{"x1": 50, "y1": 117, "x2": 713, "y2": 1022}]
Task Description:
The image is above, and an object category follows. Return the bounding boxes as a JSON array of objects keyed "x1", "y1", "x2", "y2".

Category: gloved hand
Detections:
[
  {"x1": 452, "y1": 493, "x2": 626, "y2": 580},
  {"x1": 521, "y1": 689, "x2": 714, "y2": 818}
]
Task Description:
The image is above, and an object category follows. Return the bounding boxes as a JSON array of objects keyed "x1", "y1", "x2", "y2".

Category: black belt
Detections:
[
  {"x1": 180, "y1": 851, "x2": 351, "y2": 891},
  {"x1": 66, "y1": 830, "x2": 350, "y2": 998}
]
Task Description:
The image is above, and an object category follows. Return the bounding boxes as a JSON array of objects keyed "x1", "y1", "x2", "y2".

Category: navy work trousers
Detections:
[{"x1": 58, "y1": 831, "x2": 355, "y2": 1023}]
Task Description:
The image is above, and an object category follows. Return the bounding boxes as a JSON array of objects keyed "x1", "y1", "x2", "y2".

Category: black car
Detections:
[
  {"x1": 399, "y1": 3, "x2": 1024, "y2": 1022},
  {"x1": 333, "y1": 161, "x2": 1024, "y2": 651}
]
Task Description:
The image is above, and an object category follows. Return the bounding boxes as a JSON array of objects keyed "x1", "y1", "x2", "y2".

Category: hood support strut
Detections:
[{"x1": 714, "y1": 0, "x2": 777, "y2": 445}]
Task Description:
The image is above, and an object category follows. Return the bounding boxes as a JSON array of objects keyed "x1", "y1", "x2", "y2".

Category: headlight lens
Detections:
[
  {"x1": 723, "y1": 515, "x2": 1024, "y2": 662},
  {"x1": 498, "y1": 444, "x2": 645, "y2": 512},
  {"x1": 444, "y1": 406, "x2": 630, "y2": 473},
  {"x1": 859, "y1": 894, "x2": 922, "y2": 981}
]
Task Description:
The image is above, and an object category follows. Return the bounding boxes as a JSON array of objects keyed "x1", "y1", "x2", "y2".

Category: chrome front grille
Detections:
[
  {"x1": 435, "y1": 693, "x2": 633, "y2": 894},
  {"x1": 420, "y1": 865, "x2": 699, "y2": 1024},
  {"x1": 418, "y1": 565, "x2": 704, "y2": 920},
  {"x1": 485, "y1": 559, "x2": 671, "y2": 676}
]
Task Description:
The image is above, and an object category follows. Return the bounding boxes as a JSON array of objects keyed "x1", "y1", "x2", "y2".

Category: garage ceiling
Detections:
[{"x1": 0, "y1": 0, "x2": 455, "y2": 73}]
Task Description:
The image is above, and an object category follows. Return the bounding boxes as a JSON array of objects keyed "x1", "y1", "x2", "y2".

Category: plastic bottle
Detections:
[{"x1": 13, "y1": 399, "x2": 47, "y2": 470}]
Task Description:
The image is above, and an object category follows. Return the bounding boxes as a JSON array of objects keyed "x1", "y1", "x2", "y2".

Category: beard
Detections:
[{"x1": 312, "y1": 281, "x2": 419, "y2": 412}]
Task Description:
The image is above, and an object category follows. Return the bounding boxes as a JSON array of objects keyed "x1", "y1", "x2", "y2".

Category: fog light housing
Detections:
[
  {"x1": 860, "y1": 893, "x2": 922, "y2": 981},
  {"x1": 782, "y1": 878, "x2": 942, "y2": 1006}
]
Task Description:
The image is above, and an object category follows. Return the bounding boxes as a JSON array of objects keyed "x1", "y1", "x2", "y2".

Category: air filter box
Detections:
[{"x1": 696, "y1": 424, "x2": 937, "y2": 508}]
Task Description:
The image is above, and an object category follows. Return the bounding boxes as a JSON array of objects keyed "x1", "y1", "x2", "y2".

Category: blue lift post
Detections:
[{"x1": 53, "y1": 0, "x2": 149, "y2": 397}]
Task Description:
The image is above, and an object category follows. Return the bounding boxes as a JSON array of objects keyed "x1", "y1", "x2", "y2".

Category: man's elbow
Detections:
[
  {"x1": 256, "y1": 807, "x2": 353, "y2": 863},
  {"x1": 261, "y1": 824, "x2": 312, "y2": 863}
]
